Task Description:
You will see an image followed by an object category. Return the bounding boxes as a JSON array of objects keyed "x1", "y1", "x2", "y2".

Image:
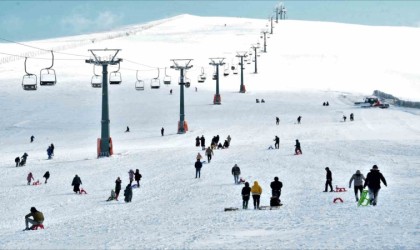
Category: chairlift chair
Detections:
[
  {"x1": 223, "y1": 65, "x2": 230, "y2": 76},
  {"x1": 22, "y1": 57, "x2": 37, "y2": 91},
  {"x1": 150, "y1": 68, "x2": 161, "y2": 89},
  {"x1": 135, "y1": 71, "x2": 145, "y2": 91},
  {"x1": 39, "y1": 51, "x2": 57, "y2": 86},
  {"x1": 163, "y1": 68, "x2": 171, "y2": 85},
  {"x1": 185, "y1": 77, "x2": 191, "y2": 88},
  {"x1": 109, "y1": 62, "x2": 122, "y2": 84},
  {"x1": 198, "y1": 75, "x2": 205, "y2": 83},
  {"x1": 91, "y1": 65, "x2": 102, "y2": 88}
]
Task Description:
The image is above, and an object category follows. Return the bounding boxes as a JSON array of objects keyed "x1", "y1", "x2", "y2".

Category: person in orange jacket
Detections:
[{"x1": 251, "y1": 181, "x2": 262, "y2": 209}]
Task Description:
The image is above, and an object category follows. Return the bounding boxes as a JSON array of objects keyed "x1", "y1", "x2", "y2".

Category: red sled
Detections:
[
  {"x1": 31, "y1": 224, "x2": 44, "y2": 230},
  {"x1": 32, "y1": 180, "x2": 41, "y2": 186},
  {"x1": 335, "y1": 186, "x2": 347, "y2": 192},
  {"x1": 80, "y1": 188, "x2": 87, "y2": 194},
  {"x1": 333, "y1": 197, "x2": 344, "y2": 203}
]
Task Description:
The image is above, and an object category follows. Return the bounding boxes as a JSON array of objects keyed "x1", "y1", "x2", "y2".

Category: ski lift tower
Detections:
[
  {"x1": 209, "y1": 57, "x2": 225, "y2": 104},
  {"x1": 170, "y1": 59, "x2": 193, "y2": 134},
  {"x1": 236, "y1": 51, "x2": 248, "y2": 93},
  {"x1": 85, "y1": 49, "x2": 122, "y2": 157},
  {"x1": 261, "y1": 30, "x2": 269, "y2": 53},
  {"x1": 251, "y1": 44, "x2": 260, "y2": 74},
  {"x1": 270, "y1": 16, "x2": 274, "y2": 34}
]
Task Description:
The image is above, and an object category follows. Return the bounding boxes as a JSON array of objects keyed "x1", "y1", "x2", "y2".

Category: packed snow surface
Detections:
[{"x1": 0, "y1": 15, "x2": 419, "y2": 249}]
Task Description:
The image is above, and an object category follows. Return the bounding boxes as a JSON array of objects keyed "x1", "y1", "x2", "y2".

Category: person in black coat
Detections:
[
  {"x1": 195, "y1": 136, "x2": 200, "y2": 147},
  {"x1": 15, "y1": 157, "x2": 20, "y2": 167},
  {"x1": 324, "y1": 167, "x2": 333, "y2": 192},
  {"x1": 43, "y1": 171, "x2": 50, "y2": 184},
  {"x1": 276, "y1": 117, "x2": 280, "y2": 125},
  {"x1": 161, "y1": 127, "x2": 164, "y2": 136},
  {"x1": 134, "y1": 169, "x2": 142, "y2": 187},
  {"x1": 200, "y1": 135, "x2": 205, "y2": 150},
  {"x1": 195, "y1": 159, "x2": 202, "y2": 178},
  {"x1": 297, "y1": 116, "x2": 302, "y2": 124},
  {"x1": 364, "y1": 165, "x2": 387, "y2": 206},
  {"x1": 274, "y1": 136, "x2": 280, "y2": 149},
  {"x1": 295, "y1": 140, "x2": 302, "y2": 155},
  {"x1": 241, "y1": 182, "x2": 251, "y2": 209},
  {"x1": 50, "y1": 143, "x2": 55, "y2": 156},
  {"x1": 270, "y1": 177, "x2": 283, "y2": 198},
  {"x1": 115, "y1": 177, "x2": 122, "y2": 201},
  {"x1": 124, "y1": 184, "x2": 132, "y2": 202},
  {"x1": 72, "y1": 175, "x2": 82, "y2": 194}
]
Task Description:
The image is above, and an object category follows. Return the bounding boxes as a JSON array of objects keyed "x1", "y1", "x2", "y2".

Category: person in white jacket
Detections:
[{"x1": 349, "y1": 170, "x2": 366, "y2": 201}]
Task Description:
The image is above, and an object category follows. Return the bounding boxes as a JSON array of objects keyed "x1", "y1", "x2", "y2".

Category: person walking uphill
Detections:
[
  {"x1": 349, "y1": 170, "x2": 366, "y2": 201},
  {"x1": 205, "y1": 146, "x2": 214, "y2": 163},
  {"x1": 200, "y1": 135, "x2": 206, "y2": 150},
  {"x1": 15, "y1": 157, "x2": 20, "y2": 167},
  {"x1": 242, "y1": 182, "x2": 251, "y2": 209},
  {"x1": 231, "y1": 164, "x2": 241, "y2": 184},
  {"x1": 72, "y1": 174, "x2": 82, "y2": 194},
  {"x1": 274, "y1": 136, "x2": 280, "y2": 149},
  {"x1": 43, "y1": 171, "x2": 50, "y2": 184},
  {"x1": 24, "y1": 207, "x2": 44, "y2": 231},
  {"x1": 270, "y1": 177, "x2": 283, "y2": 198},
  {"x1": 115, "y1": 177, "x2": 122, "y2": 201},
  {"x1": 128, "y1": 169, "x2": 134, "y2": 185},
  {"x1": 364, "y1": 165, "x2": 387, "y2": 206},
  {"x1": 324, "y1": 167, "x2": 333, "y2": 192},
  {"x1": 195, "y1": 159, "x2": 203, "y2": 178},
  {"x1": 251, "y1": 181, "x2": 262, "y2": 209},
  {"x1": 27, "y1": 172, "x2": 34, "y2": 185},
  {"x1": 134, "y1": 169, "x2": 142, "y2": 187},
  {"x1": 124, "y1": 184, "x2": 133, "y2": 203}
]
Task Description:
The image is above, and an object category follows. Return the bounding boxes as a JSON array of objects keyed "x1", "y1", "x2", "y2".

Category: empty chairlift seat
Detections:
[{"x1": 22, "y1": 74, "x2": 37, "y2": 91}]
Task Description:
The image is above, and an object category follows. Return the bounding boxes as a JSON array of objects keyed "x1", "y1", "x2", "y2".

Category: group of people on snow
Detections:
[{"x1": 241, "y1": 177, "x2": 283, "y2": 209}]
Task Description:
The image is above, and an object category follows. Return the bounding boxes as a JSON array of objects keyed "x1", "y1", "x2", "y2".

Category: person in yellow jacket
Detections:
[
  {"x1": 251, "y1": 181, "x2": 262, "y2": 209},
  {"x1": 24, "y1": 207, "x2": 44, "y2": 230}
]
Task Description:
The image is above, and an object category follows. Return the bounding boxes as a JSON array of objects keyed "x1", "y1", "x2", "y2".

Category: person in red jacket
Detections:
[{"x1": 364, "y1": 165, "x2": 387, "y2": 206}]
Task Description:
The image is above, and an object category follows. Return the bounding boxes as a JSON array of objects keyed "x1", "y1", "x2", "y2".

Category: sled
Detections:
[
  {"x1": 333, "y1": 197, "x2": 344, "y2": 203},
  {"x1": 32, "y1": 180, "x2": 41, "y2": 186},
  {"x1": 258, "y1": 205, "x2": 283, "y2": 210},
  {"x1": 131, "y1": 184, "x2": 139, "y2": 189},
  {"x1": 32, "y1": 224, "x2": 44, "y2": 230},
  {"x1": 224, "y1": 207, "x2": 239, "y2": 212},
  {"x1": 335, "y1": 186, "x2": 347, "y2": 192},
  {"x1": 80, "y1": 188, "x2": 87, "y2": 194},
  {"x1": 358, "y1": 190, "x2": 370, "y2": 207}
]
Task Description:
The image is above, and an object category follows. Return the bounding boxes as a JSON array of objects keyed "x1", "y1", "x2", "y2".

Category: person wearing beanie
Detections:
[
  {"x1": 324, "y1": 167, "x2": 333, "y2": 192},
  {"x1": 364, "y1": 165, "x2": 387, "y2": 206},
  {"x1": 241, "y1": 182, "x2": 251, "y2": 209},
  {"x1": 270, "y1": 177, "x2": 283, "y2": 198},
  {"x1": 349, "y1": 170, "x2": 366, "y2": 201},
  {"x1": 251, "y1": 181, "x2": 262, "y2": 209}
]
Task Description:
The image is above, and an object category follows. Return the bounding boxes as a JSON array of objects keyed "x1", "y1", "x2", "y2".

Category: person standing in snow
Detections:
[
  {"x1": 128, "y1": 169, "x2": 134, "y2": 185},
  {"x1": 364, "y1": 165, "x2": 387, "y2": 206},
  {"x1": 15, "y1": 157, "x2": 20, "y2": 167},
  {"x1": 196, "y1": 152, "x2": 203, "y2": 161},
  {"x1": 195, "y1": 159, "x2": 203, "y2": 178},
  {"x1": 161, "y1": 127, "x2": 164, "y2": 136},
  {"x1": 30, "y1": 135, "x2": 35, "y2": 143},
  {"x1": 231, "y1": 164, "x2": 241, "y2": 184},
  {"x1": 134, "y1": 169, "x2": 142, "y2": 187},
  {"x1": 195, "y1": 136, "x2": 200, "y2": 147},
  {"x1": 349, "y1": 170, "x2": 366, "y2": 201},
  {"x1": 270, "y1": 177, "x2": 283, "y2": 198},
  {"x1": 274, "y1": 136, "x2": 280, "y2": 149},
  {"x1": 124, "y1": 184, "x2": 133, "y2": 202},
  {"x1": 350, "y1": 113, "x2": 354, "y2": 121},
  {"x1": 251, "y1": 181, "x2": 262, "y2": 209},
  {"x1": 276, "y1": 117, "x2": 280, "y2": 125},
  {"x1": 43, "y1": 171, "x2": 50, "y2": 184},
  {"x1": 27, "y1": 172, "x2": 34, "y2": 185},
  {"x1": 205, "y1": 146, "x2": 214, "y2": 163},
  {"x1": 297, "y1": 116, "x2": 302, "y2": 124},
  {"x1": 72, "y1": 174, "x2": 82, "y2": 194},
  {"x1": 200, "y1": 135, "x2": 206, "y2": 150},
  {"x1": 226, "y1": 135, "x2": 231, "y2": 145},
  {"x1": 343, "y1": 115, "x2": 347, "y2": 122},
  {"x1": 242, "y1": 182, "x2": 251, "y2": 209},
  {"x1": 295, "y1": 140, "x2": 302, "y2": 155},
  {"x1": 47, "y1": 146, "x2": 53, "y2": 159},
  {"x1": 125, "y1": 126, "x2": 130, "y2": 132},
  {"x1": 324, "y1": 167, "x2": 333, "y2": 192},
  {"x1": 115, "y1": 177, "x2": 122, "y2": 201}
]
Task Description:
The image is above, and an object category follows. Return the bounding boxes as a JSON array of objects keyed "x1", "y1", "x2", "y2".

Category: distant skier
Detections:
[
  {"x1": 43, "y1": 171, "x2": 50, "y2": 184},
  {"x1": 276, "y1": 117, "x2": 280, "y2": 125},
  {"x1": 124, "y1": 184, "x2": 133, "y2": 202},
  {"x1": 274, "y1": 136, "x2": 280, "y2": 149},
  {"x1": 30, "y1": 135, "x2": 34, "y2": 143},
  {"x1": 205, "y1": 146, "x2": 214, "y2": 163},
  {"x1": 324, "y1": 167, "x2": 333, "y2": 192},
  {"x1": 349, "y1": 170, "x2": 366, "y2": 201},
  {"x1": 161, "y1": 127, "x2": 164, "y2": 136},
  {"x1": 295, "y1": 140, "x2": 302, "y2": 155},
  {"x1": 242, "y1": 182, "x2": 251, "y2": 209},
  {"x1": 364, "y1": 165, "x2": 387, "y2": 206},
  {"x1": 125, "y1": 126, "x2": 130, "y2": 132},
  {"x1": 27, "y1": 172, "x2": 34, "y2": 185},
  {"x1": 15, "y1": 157, "x2": 20, "y2": 167},
  {"x1": 270, "y1": 177, "x2": 283, "y2": 198},
  {"x1": 195, "y1": 136, "x2": 200, "y2": 147},
  {"x1": 350, "y1": 113, "x2": 354, "y2": 121},
  {"x1": 72, "y1": 174, "x2": 82, "y2": 194},
  {"x1": 128, "y1": 169, "x2": 134, "y2": 185},
  {"x1": 297, "y1": 116, "x2": 302, "y2": 124},
  {"x1": 231, "y1": 164, "x2": 241, "y2": 184},
  {"x1": 115, "y1": 177, "x2": 122, "y2": 201},
  {"x1": 200, "y1": 135, "x2": 205, "y2": 150},
  {"x1": 134, "y1": 169, "x2": 142, "y2": 188},
  {"x1": 195, "y1": 159, "x2": 202, "y2": 178},
  {"x1": 343, "y1": 115, "x2": 347, "y2": 122},
  {"x1": 24, "y1": 207, "x2": 44, "y2": 231},
  {"x1": 251, "y1": 181, "x2": 262, "y2": 209}
]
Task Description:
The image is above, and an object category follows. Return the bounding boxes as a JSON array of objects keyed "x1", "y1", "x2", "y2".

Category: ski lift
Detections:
[
  {"x1": 39, "y1": 51, "x2": 56, "y2": 86},
  {"x1": 135, "y1": 70, "x2": 144, "y2": 91},
  {"x1": 198, "y1": 67, "x2": 206, "y2": 83},
  {"x1": 163, "y1": 67, "x2": 171, "y2": 85},
  {"x1": 223, "y1": 64, "x2": 230, "y2": 76},
  {"x1": 109, "y1": 62, "x2": 122, "y2": 84},
  {"x1": 233, "y1": 67, "x2": 238, "y2": 74},
  {"x1": 22, "y1": 57, "x2": 37, "y2": 91},
  {"x1": 91, "y1": 65, "x2": 102, "y2": 88},
  {"x1": 197, "y1": 75, "x2": 205, "y2": 83},
  {"x1": 150, "y1": 68, "x2": 160, "y2": 89},
  {"x1": 185, "y1": 77, "x2": 191, "y2": 88}
]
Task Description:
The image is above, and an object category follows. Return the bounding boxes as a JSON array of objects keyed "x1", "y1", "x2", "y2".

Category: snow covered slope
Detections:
[{"x1": 0, "y1": 15, "x2": 419, "y2": 249}]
